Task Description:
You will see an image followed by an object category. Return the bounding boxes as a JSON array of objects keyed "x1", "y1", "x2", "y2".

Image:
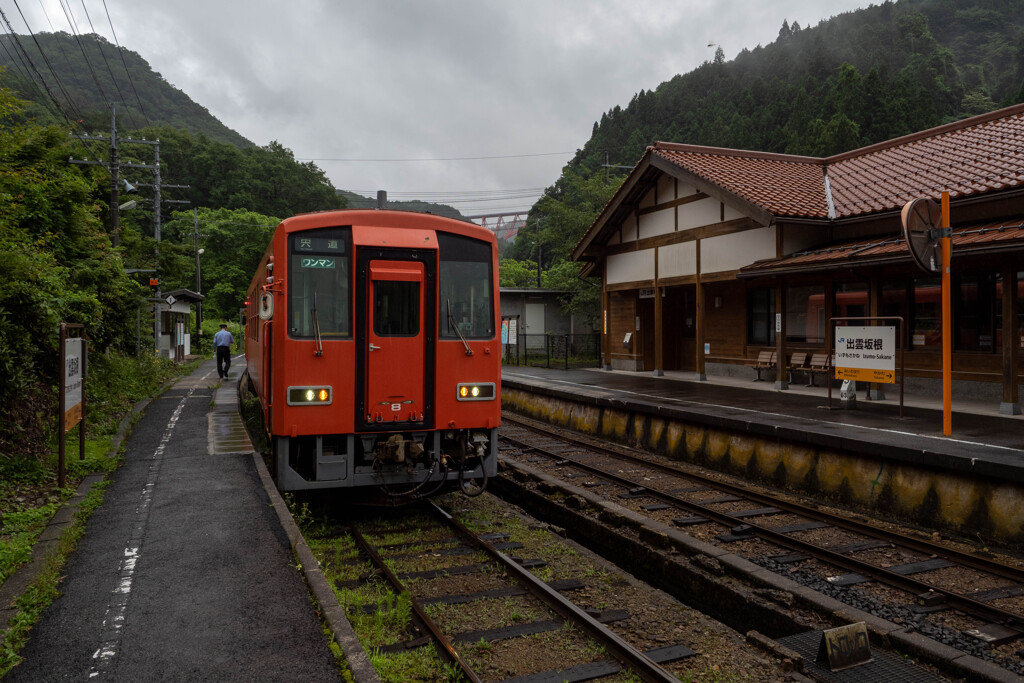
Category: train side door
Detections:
[{"x1": 365, "y1": 260, "x2": 426, "y2": 424}]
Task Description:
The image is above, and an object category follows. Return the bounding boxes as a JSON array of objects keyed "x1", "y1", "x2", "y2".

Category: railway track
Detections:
[
  {"x1": 497, "y1": 413, "x2": 1024, "y2": 677},
  {"x1": 322, "y1": 500, "x2": 705, "y2": 682}
]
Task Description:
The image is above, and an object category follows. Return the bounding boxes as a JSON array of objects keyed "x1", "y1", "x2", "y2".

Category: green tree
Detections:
[{"x1": 161, "y1": 207, "x2": 280, "y2": 321}]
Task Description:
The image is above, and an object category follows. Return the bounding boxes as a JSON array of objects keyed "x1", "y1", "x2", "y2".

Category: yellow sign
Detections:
[{"x1": 835, "y1": 366, "x2": 895, "y2": 384}]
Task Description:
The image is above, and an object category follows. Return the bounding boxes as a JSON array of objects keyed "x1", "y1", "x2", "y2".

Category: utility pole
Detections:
[
  {"x1": 69, "y1": 105, "x2": 189, "y2": 357},
  {"x1": 193, "y1": 209, "x2": 209, "y2": 339}
]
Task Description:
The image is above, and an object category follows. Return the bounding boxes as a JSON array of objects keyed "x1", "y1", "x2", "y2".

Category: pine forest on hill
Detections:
[{"x1": 1, "y1": 0, "x2": 1023, "y2": 464}]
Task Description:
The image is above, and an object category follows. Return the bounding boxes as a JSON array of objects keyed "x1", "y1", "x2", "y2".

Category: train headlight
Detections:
[
  {"x1": 287, "y1": 386, "x2": 333, "y2": 405},
  {"x1": 456, "y1": 382, "x2": 495, "y2": 401}
]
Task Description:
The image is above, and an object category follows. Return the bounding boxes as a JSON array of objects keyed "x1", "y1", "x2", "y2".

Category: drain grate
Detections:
[{"x1": 777, "y1": 630, "x2": 943, "y2": 682}]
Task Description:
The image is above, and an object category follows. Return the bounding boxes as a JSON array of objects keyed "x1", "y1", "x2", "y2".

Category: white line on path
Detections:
[{"x1": 88, "y1": 369, "x2": 214, "y2": 678}]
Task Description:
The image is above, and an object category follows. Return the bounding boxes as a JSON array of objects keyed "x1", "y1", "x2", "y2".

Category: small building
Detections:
[
  {"x1": 572, "y1": 104, "x2": 1023, "y2": 413},
  {"x1": 158, "y1": 289, "x2": 204, "y2": 362},
  {"x1": 499, "y1": 288, "x2": 596, "y2": 345}
]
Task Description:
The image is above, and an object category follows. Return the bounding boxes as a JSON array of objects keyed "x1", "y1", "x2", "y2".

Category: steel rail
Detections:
[
  {"x1": 428, "y1": 502, "x2": 680, "y2": 683},
  {"x1": 499, "y1": 413, "x2": 1024, "y2": 585},
  {"x1": 347, "y1": 523, "x2": 483, "y2": 683},
  {"x1": 502, "y1": 413, "x2": 1024, "y2": 583},
  {"x1": 498, "y1": 419, "x2": 1024, "y2": 634}
]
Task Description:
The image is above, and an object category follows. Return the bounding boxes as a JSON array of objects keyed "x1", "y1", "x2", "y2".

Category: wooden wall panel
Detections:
[
  {"x1": 703, "y1": 281, "x2": 747, "y2": 360},
  {"x1": 609, "y1": 291, "x2": 638, "y2": 360}
]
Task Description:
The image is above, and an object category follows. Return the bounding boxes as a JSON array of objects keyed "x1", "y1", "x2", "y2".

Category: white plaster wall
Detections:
[
  {"x1": 620, "y1": 213, "x2": 638, "y2": 243},
  {"x1": 607, "y1": 249, "x2": 655, "y2": 284},
  {"x1": 701, "y1": 227, "x2": 776, "y2": 274},
  {"x1": 679, "y1": 197, "x2": 722, "y2": 231},
  {"x1": 657, "y1": 175, "x2": 676, "y2": 201},
  {"x1": 638, "y1": 207, "x2": 675, "y2": 240},
  {"x1": 724, "y1": 203, "x2": 745, "y2": 221},
  {"x1": 659, "y1": 241, "x2": 697, "y2": 278}
]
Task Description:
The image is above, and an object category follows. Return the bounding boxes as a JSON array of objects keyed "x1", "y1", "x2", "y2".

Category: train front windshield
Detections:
[
  {"x1": 438, "y1": 233, "x2": 494, "y2": 339},
  {"x1": 288, "y1": 228, "x2": 352, "y2": 337}
]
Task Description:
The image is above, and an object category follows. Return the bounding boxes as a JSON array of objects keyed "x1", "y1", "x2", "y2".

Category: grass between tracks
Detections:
[{"x1": 0, "y1": 352, "x2": 201, "y2": 675}]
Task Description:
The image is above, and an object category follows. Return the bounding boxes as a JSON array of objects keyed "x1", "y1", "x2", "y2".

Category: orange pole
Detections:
[{"x1": 941, "y1": 192, "x2": 952, "y2": 436}]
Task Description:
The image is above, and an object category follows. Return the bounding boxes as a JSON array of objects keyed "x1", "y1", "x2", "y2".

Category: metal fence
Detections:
[{"x1": 502, "y1": 333, "x2": 601, "y2": 369}]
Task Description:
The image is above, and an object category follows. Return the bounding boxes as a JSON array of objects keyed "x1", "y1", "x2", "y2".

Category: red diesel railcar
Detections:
[{"x1": 243, "y1": 210, "x2": 500, "y2": 502}]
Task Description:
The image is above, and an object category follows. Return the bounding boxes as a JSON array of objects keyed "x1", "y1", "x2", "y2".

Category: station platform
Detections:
[
  {"x1": 501, "y1": 365, "x2": 1024, "y2": 545},
  {"x1": 1, "y1": 357, "x2": 351, "y2": 681}
]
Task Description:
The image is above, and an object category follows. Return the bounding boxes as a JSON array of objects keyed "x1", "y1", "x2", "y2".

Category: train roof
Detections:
[{"x1": 278, "y1": 209, "x2": 495, "y2": 244}]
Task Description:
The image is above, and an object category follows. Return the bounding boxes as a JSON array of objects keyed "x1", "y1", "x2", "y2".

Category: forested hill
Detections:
[
  {"x1": 0, "y1": 32, "x2": 251, "y2": 148},
  {"x1": 336, "y1": 191, "x2": 471, "y2": 221},
  {"x1": 572, "y1": 0, "x2": 1024, "y2": 178}
]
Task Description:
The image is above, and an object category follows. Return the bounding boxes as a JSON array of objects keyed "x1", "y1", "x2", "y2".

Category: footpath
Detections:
[{"x1": 1, "y1": 358, "x2": 349, "y2": 681}]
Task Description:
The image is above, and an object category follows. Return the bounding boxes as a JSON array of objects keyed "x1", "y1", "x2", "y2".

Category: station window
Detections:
[
  {"x1": 288, "y1": 227, "x2": 351, "y2": 338},
  {"x1": 911, "y1": 277, "x2": 941, "y2": 349},
  {"x1": 957, "y1": 274, "x2": 996, "y2": 353},
  {"x1": 439, "y1": 233, "x2": 494, "y2": 339},
  {"x1": 833, "y1": 282, "x2": 867, "y2": 320},
  {"x1": 746, "y1": 287, "x2": 775, "y2": 346},
  {"x1": 785, "y1": 285, "x2": 824, "y2": 344}
]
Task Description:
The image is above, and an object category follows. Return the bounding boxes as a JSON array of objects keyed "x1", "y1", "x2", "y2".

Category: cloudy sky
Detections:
[{"x1": 14, "y1": 0, "x2": 870, "y2": 216}]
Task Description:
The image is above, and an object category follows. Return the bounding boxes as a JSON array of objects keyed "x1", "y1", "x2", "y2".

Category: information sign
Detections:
[
  {"x1": 64, "y1": 337, "x2": 84, "y2": 429},
  {"x1": 507, "y1": 318, "x2": 517, "y2": 344},
  {"x1": 834, "y1": 325, "x2": 896, "y2": 384}
]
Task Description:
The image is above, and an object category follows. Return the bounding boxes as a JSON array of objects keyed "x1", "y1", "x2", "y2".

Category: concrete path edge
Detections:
[{"x1": 250, "y1": 451, "x2": 382, "y2": 683}]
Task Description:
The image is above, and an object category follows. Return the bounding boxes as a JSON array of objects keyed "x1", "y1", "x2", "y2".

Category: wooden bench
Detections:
[
  {"x1": 787, "y1": 352, "x2": 809, "y2": 384},
  {"x1": 806, "y1": 352, "x2": 832, "y2": 387},
  {"x1": 749, "y1": 350, "x2": 776, "y2": 381}
]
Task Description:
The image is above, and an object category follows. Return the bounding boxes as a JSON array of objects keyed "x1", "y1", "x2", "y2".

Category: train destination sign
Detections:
[{"x1": 834, "y1": 325, "x2": 896, "y2": 384}]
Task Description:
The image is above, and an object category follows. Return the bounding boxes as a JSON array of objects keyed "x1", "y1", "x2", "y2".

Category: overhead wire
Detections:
[
  {"x1": 53, "y1": 0, "x2": 112, "y2": 109},
  {"x1": 100, "y1": 0, "x2": 149, "y2": 125},
  {"x1": 2, "y1": 2, "x2": 109, "y2": 169},
  {"x1": 75, "y1": 0, "x2": 140, "y2": 128},
  {"x1": 6, "y1": 1, "x2": 88, "y2": 123}
]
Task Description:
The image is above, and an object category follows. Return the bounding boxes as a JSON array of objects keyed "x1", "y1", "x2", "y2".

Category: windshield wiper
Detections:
[
  {"x1": 447, "y1": 298, "x2": 473, "y2": 356},
  {"x1": 311, "y1": 292, "x2": 323, "y2": 357}
]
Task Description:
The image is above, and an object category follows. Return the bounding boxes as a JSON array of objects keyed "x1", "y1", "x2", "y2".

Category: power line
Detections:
[
  {"x1": 100, "y1": 0, "x2": 150, "y2": 125},
  {"x1": 74, "y1": 0, "x2": 140, "y2": 128},
  {"x1": 52, "y1": 0, "x2": 113, "y2": 111},
  {"x1": 301, "y1": 151, "x2": 575, "y2": 162}
]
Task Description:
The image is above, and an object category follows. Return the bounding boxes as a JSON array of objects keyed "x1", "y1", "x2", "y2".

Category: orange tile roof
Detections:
[
  {"x1": 741, "y1": 218, "x2": 1024, "y2": 275},
  {"x1": 650, "y1": 103, "x2": 1024, "y2": 220}
]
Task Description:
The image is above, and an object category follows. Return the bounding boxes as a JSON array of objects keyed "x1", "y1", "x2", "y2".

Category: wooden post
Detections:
[
  {"x1": 867, "y1": 275, "x2": 884, "y2": 400},
  {"x1": 1002, "y1": 266, "x2": 1021, "y2": 415},
  {"x1": 695, "y1": 240, "x2": 706, "y2": 380},
  {"x1": 775, "y1": 279, "x2": 788, "y2": 390},
  {"x1": 653, "y1": 248, "x2": 663, "y2": 376},
  {"x1": 941, "y1": 192, "x2": 952, "y2": 435}
]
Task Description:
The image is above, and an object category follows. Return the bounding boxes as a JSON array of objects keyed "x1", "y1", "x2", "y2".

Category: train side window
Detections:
[
  {"x1": 288, "y1": 228, "x2": 352, "y2": 338},
  {"x1": 438, "y1": 233, "x2": 494, "y2": 339}
]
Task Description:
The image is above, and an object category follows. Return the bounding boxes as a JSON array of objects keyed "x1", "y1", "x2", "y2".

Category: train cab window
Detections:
[
  {"x1": 288, "y1": 228, "x2": 352, "y2": 338},
  {"x1": 373, "y1": 281, "x2": 420, "y2": 336},
  {"x1": 438, "y1": 233, "x2": 494, "y2": 339}
]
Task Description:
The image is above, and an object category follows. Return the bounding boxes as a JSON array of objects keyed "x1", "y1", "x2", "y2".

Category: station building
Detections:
[{"x1": 571, "y1": 103, "x2": 1024, "y2": 413}]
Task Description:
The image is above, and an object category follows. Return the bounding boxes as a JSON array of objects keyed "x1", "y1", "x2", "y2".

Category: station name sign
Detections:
[{"x1": 834, "y1": 325, "x2": 896, "y2": 384}]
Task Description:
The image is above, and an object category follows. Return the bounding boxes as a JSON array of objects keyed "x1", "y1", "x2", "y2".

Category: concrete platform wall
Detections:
[{"x1": 503, "y1": 387, "x2": 1024, "y2": 548}]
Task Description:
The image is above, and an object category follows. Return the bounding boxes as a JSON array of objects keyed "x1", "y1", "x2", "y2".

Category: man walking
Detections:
[{"x1": 214, "y1": 323, "x2": 234, "y2": 379}]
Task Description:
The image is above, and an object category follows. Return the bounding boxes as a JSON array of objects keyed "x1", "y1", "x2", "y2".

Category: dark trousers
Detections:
[{"x1": 216, "y1": 346, "x2": 231, "y2": 377}]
